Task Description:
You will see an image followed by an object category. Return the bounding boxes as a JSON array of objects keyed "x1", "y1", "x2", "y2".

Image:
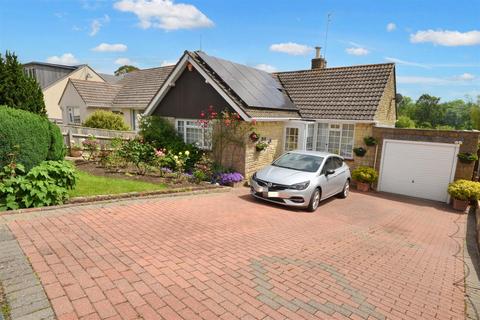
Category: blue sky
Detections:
[{"x1": 1, "y1": 0, "x2": 479, "y2": 101}]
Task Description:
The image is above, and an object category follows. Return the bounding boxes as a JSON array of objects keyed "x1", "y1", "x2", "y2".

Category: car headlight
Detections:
[{"x1": 290, "y1": 181, "x2": 310, "y2": 190}]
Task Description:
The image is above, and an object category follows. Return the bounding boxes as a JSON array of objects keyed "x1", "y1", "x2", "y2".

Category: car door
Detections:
[{"x1": 322, "y1": 157, "x2": 345, "y2": 198}]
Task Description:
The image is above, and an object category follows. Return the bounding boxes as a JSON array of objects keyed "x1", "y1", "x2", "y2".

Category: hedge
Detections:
[
  {"x1": 0, "y1": 106, "x2": 64, "y2": 171},
  {"x1": 83, "y1": 110, "x2": 130, "y2": 131}
]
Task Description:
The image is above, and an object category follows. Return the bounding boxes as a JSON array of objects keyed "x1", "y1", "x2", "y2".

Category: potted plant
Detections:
[
  {"x1": 364, "y1": 136, "x2": 377, "y2": 146},
  {"x1": 249, "y1": 131, "x2": 260, "y2": 142},
  {"x1": 351, "y1": 166, "x2": 378, "y2": 192},
  {"x1": 447, "y1": 179, "x2": 480, "y2": 211},
  {"x1": 255, "y1": 141, "x2": 268, "y2": 152},
  {"x1": 70, "y1": 144, "x2": 83, "y2": 157},
  {"x1": 218, "y1": 172, "x2": 244, "y2": 187},
  {"x1": 457, "y1": 152, "x2": 478, "y2": 164},
  {"x1": 353, "y1": 147, "x2": 367, "y2": 157}
]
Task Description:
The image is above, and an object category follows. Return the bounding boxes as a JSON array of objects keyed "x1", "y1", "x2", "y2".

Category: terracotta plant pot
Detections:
[
  {"x1": 452, "y1": 198, "x2": 469, "y2": 211},
  {"x1": 356, "y1": 182, "x2": 370, "y2": 192},
  {"x1": 70, "y1": 149, "x2": 83, "y2": 157}
]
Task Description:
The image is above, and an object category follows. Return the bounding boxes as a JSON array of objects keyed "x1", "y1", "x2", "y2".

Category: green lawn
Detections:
[{"x1": 70, "y1": 170, "x2": 167, "y2": 198}]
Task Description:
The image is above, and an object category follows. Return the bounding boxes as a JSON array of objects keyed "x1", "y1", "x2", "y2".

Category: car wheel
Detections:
[
  {"x1": 307, "y1": 188, "x2": 321, "y2": 212},
  {"x1": 338, "y1": 180, "x2": 350, "y2": 199}
]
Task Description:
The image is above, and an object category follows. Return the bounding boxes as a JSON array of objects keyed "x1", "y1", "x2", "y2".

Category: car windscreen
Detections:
[{"x1": 272, "y1": 153, "x2": 324, "y2": 173}]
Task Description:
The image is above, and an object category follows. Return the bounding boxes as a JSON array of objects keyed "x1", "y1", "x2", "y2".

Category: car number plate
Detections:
[{"x1": 266, "y1": 191, "x2": 279, "y2": 197}]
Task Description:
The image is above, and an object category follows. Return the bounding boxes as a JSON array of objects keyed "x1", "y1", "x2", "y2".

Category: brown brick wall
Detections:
[
  {"x1": 372, "y1": 127, "x2": 480, "y2": 180},
  {"x1": 374, "y1": 70, "x2": 396, "y2": 126},
  {"x1": 244, "y1": 121, "x2": 286, "y2": 178},
  {"x1": 345, "y1": 123, "x2": 377, "y2": 170}
]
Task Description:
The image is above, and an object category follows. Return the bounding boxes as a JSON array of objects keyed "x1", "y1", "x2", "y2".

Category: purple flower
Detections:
[
  {"x1": 161, "y1": 167, "x2": 173, "y2": 173},
  {"x1": 218, "y1": 172, "x2": 244, "y2": 185}
]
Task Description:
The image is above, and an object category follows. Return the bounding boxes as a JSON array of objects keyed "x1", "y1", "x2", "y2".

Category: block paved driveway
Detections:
[{"x1": 6, "y1": 189, "x2": 467, "y2": 320}]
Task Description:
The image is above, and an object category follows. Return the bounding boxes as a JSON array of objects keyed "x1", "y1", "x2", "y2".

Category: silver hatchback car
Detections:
[{"x1": 250, "y1": 151, "x2": 351, "y2": 211}]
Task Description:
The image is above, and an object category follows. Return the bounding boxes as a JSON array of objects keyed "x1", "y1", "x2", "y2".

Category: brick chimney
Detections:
[{"x1": 311, "y1": 46, "x2": 326, "y2": 69}]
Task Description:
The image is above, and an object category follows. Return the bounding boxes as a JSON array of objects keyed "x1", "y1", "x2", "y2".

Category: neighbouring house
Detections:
[
  {"x1": 58, "y1": 66, "x2": 174, "y2": 130},
  {"x1": 23, "y1": 62, "x2": 107, "y2": 121},
  {"x1": 144, "y1": 49, "x2": 396, "y2": 178}
]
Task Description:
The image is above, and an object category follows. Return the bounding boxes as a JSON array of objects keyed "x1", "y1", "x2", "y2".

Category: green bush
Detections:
[
  {"x1": 0, "y1": 160, "x2": 77, "y2": 210},
  {"x1": 47, "y1": 122, "x2": 65, "y2": 160},
  {"x1": 0, "y1": 106, "x2": 51, "y2": 171},
  {"x1": 448, "y1": 180, "x2": 480, "y2": 201},
  {"x1": 83, "y1": 110, "x2": 130, "y2": 131},
  {"x1": 395, "y1": 116, "x2": 416, "y2": 128},
  {"x1": 117, "y1": 138, "x2": 155, "y2": 175},
  {"x1": 140, "y1": 116, "x2": 201, "y2": 169},
  {"x1": 458, "y1": 152, "x2": 478, "y2": 163},
  {"x1": 351, "y1": 166, "x2": 379, "y2": 184}
]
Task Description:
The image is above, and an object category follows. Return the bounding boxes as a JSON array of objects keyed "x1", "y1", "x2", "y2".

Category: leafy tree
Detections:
[
  {"x1": 0, "y1": 51, "x2": 46, "y2": 115},
  {"x1": 396, "y1": 95, "x2": 416, "y2": 118},
  {"x1": 114, "y1": 65, "x2": 139, "y2": 76},
  {"x1": 413, "y1": 94, "x2": 443, "y2": 128},
  {"x1": 395, "y1": 115, "x2": 415, "y2": 128}
]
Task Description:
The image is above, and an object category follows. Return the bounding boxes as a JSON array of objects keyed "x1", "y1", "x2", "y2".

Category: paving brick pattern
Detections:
[
  {"x1": 0, "y1": 225, "x2": 54, "y2": 320},
  {"x1": 4, "y1": 190, "x2": 468, "y2": 319}
]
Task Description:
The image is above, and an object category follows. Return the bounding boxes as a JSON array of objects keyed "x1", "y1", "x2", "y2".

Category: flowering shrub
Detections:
[
  {"x1": 448, "y1": 180, "x2": 480, "y2": 200},
  {"x1": 82, "y1": 136, "x2": 100, "y2": 161},
  {"x1": 116, "y1": 138, "x2": 155, "y2": 175},
  {"x1": 218, "y1": 172, "x2": 244, "y2": 186},
  {"x1": 199, "y1": 106, "x2": 255, "y2": 168}
]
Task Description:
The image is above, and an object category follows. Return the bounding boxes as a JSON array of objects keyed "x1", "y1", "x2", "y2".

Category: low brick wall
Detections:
[{"x1": 372, "y1": 127, "x2": 480, "y2": 180}]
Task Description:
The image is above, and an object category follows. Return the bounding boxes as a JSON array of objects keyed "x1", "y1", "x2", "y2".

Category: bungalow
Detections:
[
  {"x1": 144, "y1": 48, "x2": 396, "y2": 177},
  {"x1": 23, "y1": 62, "x2": 108, "y2": 121},
  {"x1": 58, "y1": 66, "x2": 174, "y2": 130}
]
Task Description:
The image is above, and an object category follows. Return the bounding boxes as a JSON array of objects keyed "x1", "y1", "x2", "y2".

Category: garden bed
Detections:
[{"x1": 74, "y1": 160, "x2": 207, "y2": 189}]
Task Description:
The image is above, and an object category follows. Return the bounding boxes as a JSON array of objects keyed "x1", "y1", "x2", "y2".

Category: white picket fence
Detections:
[{"x1": 59, "y1": 124, "x2": 137, "y2": 149}]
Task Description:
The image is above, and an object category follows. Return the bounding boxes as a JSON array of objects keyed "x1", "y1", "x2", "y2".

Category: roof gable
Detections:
[{"x1": 63, "y1": 66, "x2": 174, "y2": 110}]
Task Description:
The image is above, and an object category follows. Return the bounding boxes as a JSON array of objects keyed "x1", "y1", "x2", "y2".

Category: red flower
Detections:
[
  {"x1": 208, "y1": 105, "x2": 214, "y2": 110},
  {"x1": 200, "y1": 112, "x2": 205, "y2": 118},
  {"x1": 224, "y1": 119, "x2": 231, "y2": 126}
]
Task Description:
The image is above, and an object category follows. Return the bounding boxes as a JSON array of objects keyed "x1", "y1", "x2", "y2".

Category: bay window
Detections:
[{"x1": 176, "y1": 119, "x2": 212, "y2": 150}]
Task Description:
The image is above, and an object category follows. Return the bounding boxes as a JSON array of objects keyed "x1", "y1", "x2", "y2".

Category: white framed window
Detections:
[
  {"x1": 284, "y1": 127, "x2": 299, "y2": 151},
  {"x1": 285, "y1": 122, "x2": 355, "y2": 159},
  {"x1": 67, "y1": 107, "x2": 81, "y2": 124},
  {"x1": 176, "y1": 119, "x2": 212, "y2": 150}
]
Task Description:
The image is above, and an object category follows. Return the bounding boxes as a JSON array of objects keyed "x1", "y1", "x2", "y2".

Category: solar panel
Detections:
[{"x1": 197, "y1": 52, "x2": 297, "y2": 110}]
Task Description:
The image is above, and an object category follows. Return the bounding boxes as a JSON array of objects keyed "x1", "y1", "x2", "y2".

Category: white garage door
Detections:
[{"x1": 378, "y1": 140, "x2": 459, "y2": 202}]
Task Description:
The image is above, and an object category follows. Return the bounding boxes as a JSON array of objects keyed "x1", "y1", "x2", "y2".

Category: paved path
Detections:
[{"x1": 0, "y1": 189, "x2": 471, "y2": 319}]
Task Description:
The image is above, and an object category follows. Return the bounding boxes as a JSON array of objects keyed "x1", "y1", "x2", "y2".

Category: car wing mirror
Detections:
[{"x1": 325, "y1": 169, "x2": 335, "y2": 176}]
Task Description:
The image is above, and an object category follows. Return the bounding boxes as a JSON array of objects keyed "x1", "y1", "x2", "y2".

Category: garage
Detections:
[{"x1": 377, "y1": 139, "x2": 459, "y2": 202}]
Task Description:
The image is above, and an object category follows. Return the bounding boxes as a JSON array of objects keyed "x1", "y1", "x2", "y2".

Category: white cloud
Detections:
[
  {"x1": 269, "y1": 42, "x2": 313, "y2": 56},
  {"x1": 115, "y1": 58, "x2": 135, "y2": 65},
  {"x1": 398, "y1": 74, "x2": 478, "y2": 85},
  {"x1": 46, "y1": 53, "x2": 79, "y2": 65},
  {"x1": 254, "y1": 64, "x2": 277, "y2": 73},
  {"x1": 386, "y1": 22, "x2": 396, "y2": 32},
  {"x1": 92, "y1": 43, "x2": 128, "y2": 52},
  {"x1": 89, "y1": 14, "x2": 110, "y2": 36},
  {"x1": 410, "y1": 29, "x2": 480, "y2": 46},
  {"x1": 385, "y1": 57, "x2": 430, "y2": 69},
  {"x1": 114, "y1": 0, "x2": 214, "y2": 30},
  {"x1": 455, "y1": 73, "x2": 475, "y2": 81},
  {"x1": 160, "y1": 60, "x2": 177, "y2": 66},
  {"x1": 345, "y1": 47, "x2": 369, "y2": 56}
]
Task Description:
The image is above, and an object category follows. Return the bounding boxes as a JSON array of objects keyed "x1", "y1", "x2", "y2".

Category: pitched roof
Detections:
[
  {"x1": 70, "y1": 79, "x2": 122, "y2": 107},
  {"x1": 67, "y1": 66, "x2": 174, "y2": 110},
  {"x1": 113, "y1": 66, "x2": 175, "y2": 109},
  {"x1": 276, "y1": 63, "x2": 395, "y2": 121},
  {"x1": 189, "y1": 51, "x2": 301, "y2": 119}
]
